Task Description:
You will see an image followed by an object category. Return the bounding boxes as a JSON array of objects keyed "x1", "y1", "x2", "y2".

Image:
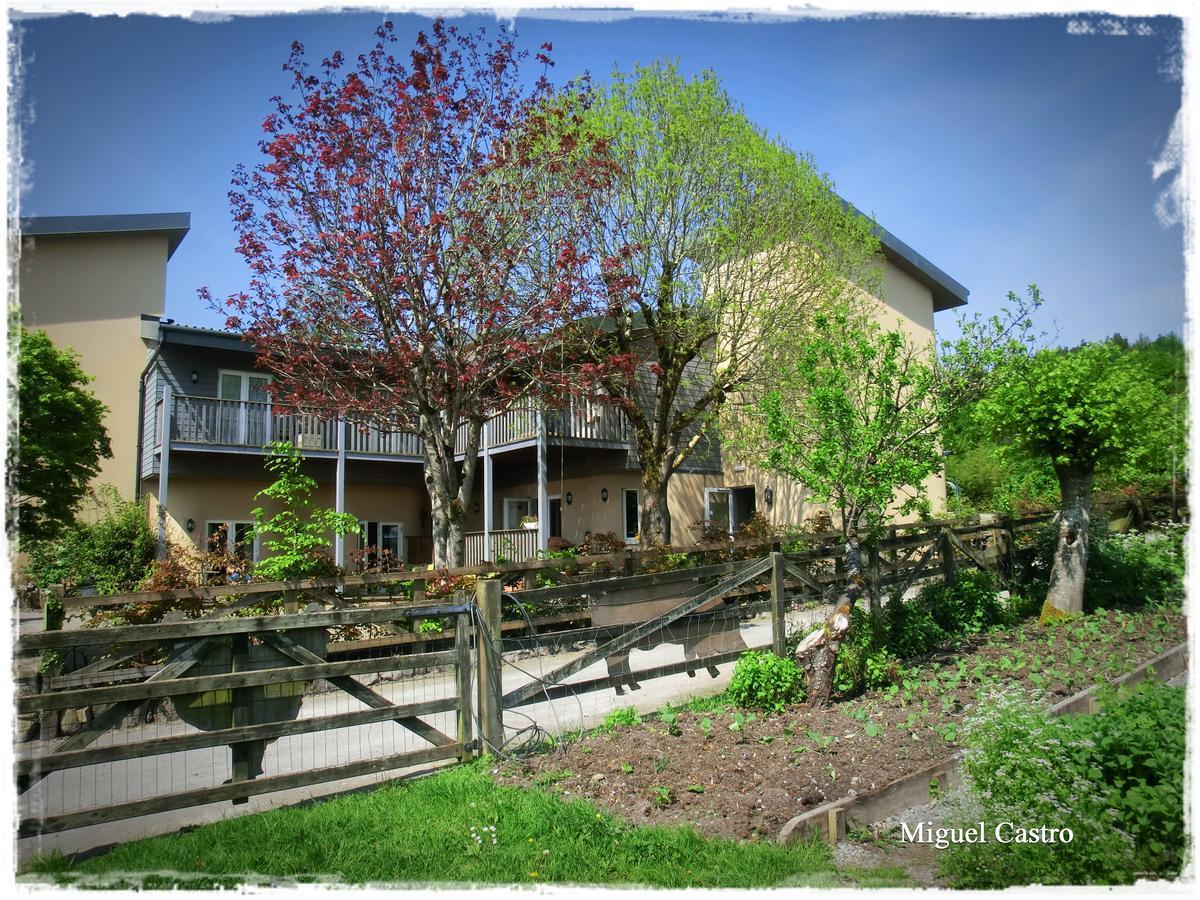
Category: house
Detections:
[{"x1": 15, "y1": 211, "x2": 967, "y2": 570}]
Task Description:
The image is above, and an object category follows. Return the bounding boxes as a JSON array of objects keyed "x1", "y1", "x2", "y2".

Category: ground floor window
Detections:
[
  {"x1": 623, "y1": 489, "x2": 639, "y2": 542},
  {"x1": 206, "y1": 520, "x2": 259, "y2": 562},
  {"x1": 705, "y1": 486, "x2": 757, "y2": 535},
  {"x1": 358, "y1": 521, "x2": 405, "y2": 564},
  {"x1": 502, "y1": 497, "x2": 533, "y2": 530}
]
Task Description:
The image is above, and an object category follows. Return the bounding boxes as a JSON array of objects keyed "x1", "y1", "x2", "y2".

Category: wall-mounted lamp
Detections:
[
  {"x1": 763, "y1": 487, "x2": 774, "y2": 507},
  {"x1": 186, "y1": 518, "x2": 195, "y2": 533},
  {"x1": 190, "y1": 370, "x2": 199, "y2": 385},
  {"x1": 565, "y1": 492, "x2": 573, "y2": 506},
  {"x1": 473, "y1": 502, "x2": 480, "y2": 514},
  {"x1": 600, "y1": 488, "x2": 609, "y2": 503}
]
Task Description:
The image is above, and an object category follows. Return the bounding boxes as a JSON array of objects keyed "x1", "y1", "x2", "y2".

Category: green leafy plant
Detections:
[
  {"x1": 603, "y1": 707, "x2": 642, "y2": 731},
  {"x1": 727, "y1": 650, "x2": 806, "y2": 713},
  {"x1": 650, "y1": 785, "x2": 675, "y2": 808},
  {"x1": 250, "y1": 441, "x2": 360, "y2": 583},
  {"x1": 698, "y1": 717, "x2": 714, "y2": 740},
  {"x1": 940, "y1": 680, "x2": 1186, "y2": 887}
]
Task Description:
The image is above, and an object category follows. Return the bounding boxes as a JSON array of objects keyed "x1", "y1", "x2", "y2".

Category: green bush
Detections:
[
  {"x1": 940, "y1": 680, "x2": 1186, "y2": 887},
  {"x1": 25, "y1": 487, "x2": 155, "y2": 595},
  {"x1": 727, "y1": 651, "x2": 805, "y2": 713},
  {"x1": 1026, "y1": 523, "x2": 1185, "y2": 612}
]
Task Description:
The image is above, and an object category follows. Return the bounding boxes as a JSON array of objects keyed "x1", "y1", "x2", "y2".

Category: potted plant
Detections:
[{"x1": 520, "y1": 515, "x2": 539, "y2": 531}]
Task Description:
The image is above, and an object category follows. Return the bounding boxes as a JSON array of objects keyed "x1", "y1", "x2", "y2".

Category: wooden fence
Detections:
[{"x1": 15, "y1": 513, "x2": 1051, "y2": 839}]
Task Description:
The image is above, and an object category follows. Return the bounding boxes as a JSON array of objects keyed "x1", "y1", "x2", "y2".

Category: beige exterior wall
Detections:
[
  {"x1": 147, "y1": 476, "x2": 428, "y2": 560},
  {"x1": 466, "y1": 471, "x2": 643, "y2": 544},
  {"x1": 18, "y1": 233, "x2": 170, "y2": 500}
]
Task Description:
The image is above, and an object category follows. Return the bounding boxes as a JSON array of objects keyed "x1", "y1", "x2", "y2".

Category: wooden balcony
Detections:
[
  {"x1": 167, "y1": 396, "x2": 422, "y2": 458},
  {"x1": 163, "y1": 394, "x2": 630, "y2": 460},
  {"x1": 455, "y1": 396, "x2": 631, "y2": 455}
]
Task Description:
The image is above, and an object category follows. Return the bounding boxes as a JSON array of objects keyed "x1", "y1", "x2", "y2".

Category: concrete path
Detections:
[{"x1": 15, "y1": 604, "x2": 831, "y2": 863}]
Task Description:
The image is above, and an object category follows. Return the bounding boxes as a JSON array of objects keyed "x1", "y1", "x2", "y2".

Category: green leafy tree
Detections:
[
  {"x1": 975, "y1": 340, "x2": 1168, "y2": 618},
  {"x1": 10, "y1": 327, "x2": 112, "y2": 545},
  {"x1": 742, "y1": 289, "x2": 1041, "y2": 545},
  {"x1": 250, "y1": 441, "x2": 361, "y2": 582},
  {"x1": 945, "y1": 332, "x2": 1186, "y2": 515},
  {"x1": 579, "y1": 61, "x2": 882, "y2": 545}
]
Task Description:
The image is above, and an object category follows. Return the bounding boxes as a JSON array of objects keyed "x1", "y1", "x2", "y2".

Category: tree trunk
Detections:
[
  {"x1": 638, "y1": 461, "x2": 672, "y2": 546},
  {"x1": 422, "y1": 416, "x2": 482, "y2": 570},
  {"x1": 795, "y1": 538, "x2": 863, "y2": 707},
  {"x1": 1042, "y1": 463, "x2": 1094, "y2": 621}
]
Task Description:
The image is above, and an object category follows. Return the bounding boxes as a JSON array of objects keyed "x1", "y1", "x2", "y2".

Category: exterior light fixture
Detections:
[
  {"x1": 600, "y1": 488, "x2": 609, "y2": 503},
  {"x1": 186, "y1": 518, "x2": 195, "y2": 533},
  {"x1": 763, "y1": 487, "x2": 774, "y2": 506},
  {"x1": 191, "y1": 370, "x2": 199, "y2": 385},
  {"x1": 565, "y1": 492, "x2": 573, "y2": 506},
  {"x1": 473, "y1": 502, "x2": 480, "y2": 513}
]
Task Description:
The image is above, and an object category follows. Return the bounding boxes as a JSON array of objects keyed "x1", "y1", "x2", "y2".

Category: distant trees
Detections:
[
  {"x1": 10, "y1": 326, "x2": 112, "y2": 546},
  {"x1": 209, "y1": 20, "x2": 617, "y2": 567}
]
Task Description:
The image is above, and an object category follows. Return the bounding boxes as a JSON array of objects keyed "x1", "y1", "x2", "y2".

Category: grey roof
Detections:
[
  {"x1": 157, "y1": 319, "x2": 250, "y2": 352},
  {"x1": 18, "y1": 212, "x2": 191, "y2": 259},
  {"x1": 841, "y1": 200, "x2": 968, "y2": 311}
]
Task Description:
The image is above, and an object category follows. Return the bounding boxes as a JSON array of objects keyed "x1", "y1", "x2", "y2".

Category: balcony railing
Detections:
[
  {"x1": 169, "y1": 396, "x2": 421, "y2": 458},
  {"x1": 464, "y1": 528, "x2": 540, "y2": 566},
  {"x1": 455, "y1": 396, "x2": 631, "y2": 454},
  {"x1": 166, "y1": 394, "x2": 630, "y2": 458}
]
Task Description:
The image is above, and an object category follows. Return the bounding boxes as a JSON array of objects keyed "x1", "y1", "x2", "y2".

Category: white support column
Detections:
[
  {"x1": 157, "y1": 383, "x2": 173, "y2": 560},
  {"x1": 483, "y1": 417, "x2": 493, "y2": 562},
  {"x1": 537, "y1": 403, "x2": 549, "y2": 553},
  {"x1": 335, "y1": 416, "x2": 346, "y2": 568}
]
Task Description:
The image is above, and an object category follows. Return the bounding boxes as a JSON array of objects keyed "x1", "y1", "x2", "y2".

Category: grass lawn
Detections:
[{"x1": 21, "y1": 761, "x2": 910, "y2": 889}]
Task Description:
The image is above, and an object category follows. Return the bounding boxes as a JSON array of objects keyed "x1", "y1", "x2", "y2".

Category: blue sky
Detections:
[{"x1": 12, "y1": 9, "x2": 1186, "y2": 346}]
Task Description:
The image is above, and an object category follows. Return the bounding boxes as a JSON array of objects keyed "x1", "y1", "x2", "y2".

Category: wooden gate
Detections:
[{"x1": 16, "y1": 601, "x2": 475, "y2": 837}]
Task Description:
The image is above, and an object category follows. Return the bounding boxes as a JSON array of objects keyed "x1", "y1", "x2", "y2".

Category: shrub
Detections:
[
  {"x1": 727, "y1": 650, "x2": 805, "y2": 713},
  {"x1": 25, "y1": 487, "x2": 155, "y2": 596},
  {"x1": 1026, "y1": 523, "x2": 1185, "y2": 612},
  {"x1": 918, "y1": 569, "x2": 1004, "y2": 636},
  {"x1": 940, "y1": 680, "x2": 1186, "y2": 887}
]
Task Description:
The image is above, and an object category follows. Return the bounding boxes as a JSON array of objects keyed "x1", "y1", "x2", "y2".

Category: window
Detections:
[
  {"x1": 502, "y1": 498, "x2": 533, "y2": 530},
  {"x1": 623, "y1": 489, "x2": 639, "y2": 542},
  {"x1": 358, "y1": 521, "x2": 405, "y2": 563},
  {"x1": 705, "y1": 488, "x2": 733, "y2": 534},
  {"x1": 705, "y1": 486, "x2": 756, "y2": 535},
  {"x1": 206, "y1": 520, "x2": 259, "y2": 562}
]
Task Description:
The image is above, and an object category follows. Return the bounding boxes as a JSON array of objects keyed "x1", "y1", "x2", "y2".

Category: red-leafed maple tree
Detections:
[{"x1": 206, "y1": 20, "x2": 618, "y2": 567}]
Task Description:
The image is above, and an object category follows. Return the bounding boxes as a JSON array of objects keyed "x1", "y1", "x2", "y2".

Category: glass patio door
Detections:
[{"x1": 219, "y1": 371, "x2": 271, "y2": 446}]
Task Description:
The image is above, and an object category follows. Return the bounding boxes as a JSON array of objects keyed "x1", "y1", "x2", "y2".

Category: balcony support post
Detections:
[
  {"x1": 483, "y1": 417, "x2": 493, "y2": 562},
  {"x1": 537, "y1": 403, "x2": 549, "y2": 553},
  {"x1": 335, "y1": 416, "x2": 346, "y2": 568},
  {"x1": 157, "y1": 383, "x2": 172, "y2": 560}
]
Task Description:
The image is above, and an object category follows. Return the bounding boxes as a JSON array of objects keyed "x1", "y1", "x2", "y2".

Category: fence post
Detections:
[
  {"x1": 770, "y1": 552, "x2": 788, "y2": 657},
  {"x1": 475, "y1": 578, "x2": 504, "y2": 757},
  {"x1": 230, "y1": 632, "x2": 253, "y2": 804},
  {"x1": 455, "y1": 610, "x2": 474, "y2": 758},
  {"x1": 939, "y1": 527, "x2": 957, "y2": 586},
  {"x1": 38, "y1": 586, "x2": 65, "y2": 741}
]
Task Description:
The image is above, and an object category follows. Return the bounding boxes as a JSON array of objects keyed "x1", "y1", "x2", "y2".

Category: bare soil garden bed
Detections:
[{"x1": 497, "y1": 606, "x2": 1186, "y2": 843}]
